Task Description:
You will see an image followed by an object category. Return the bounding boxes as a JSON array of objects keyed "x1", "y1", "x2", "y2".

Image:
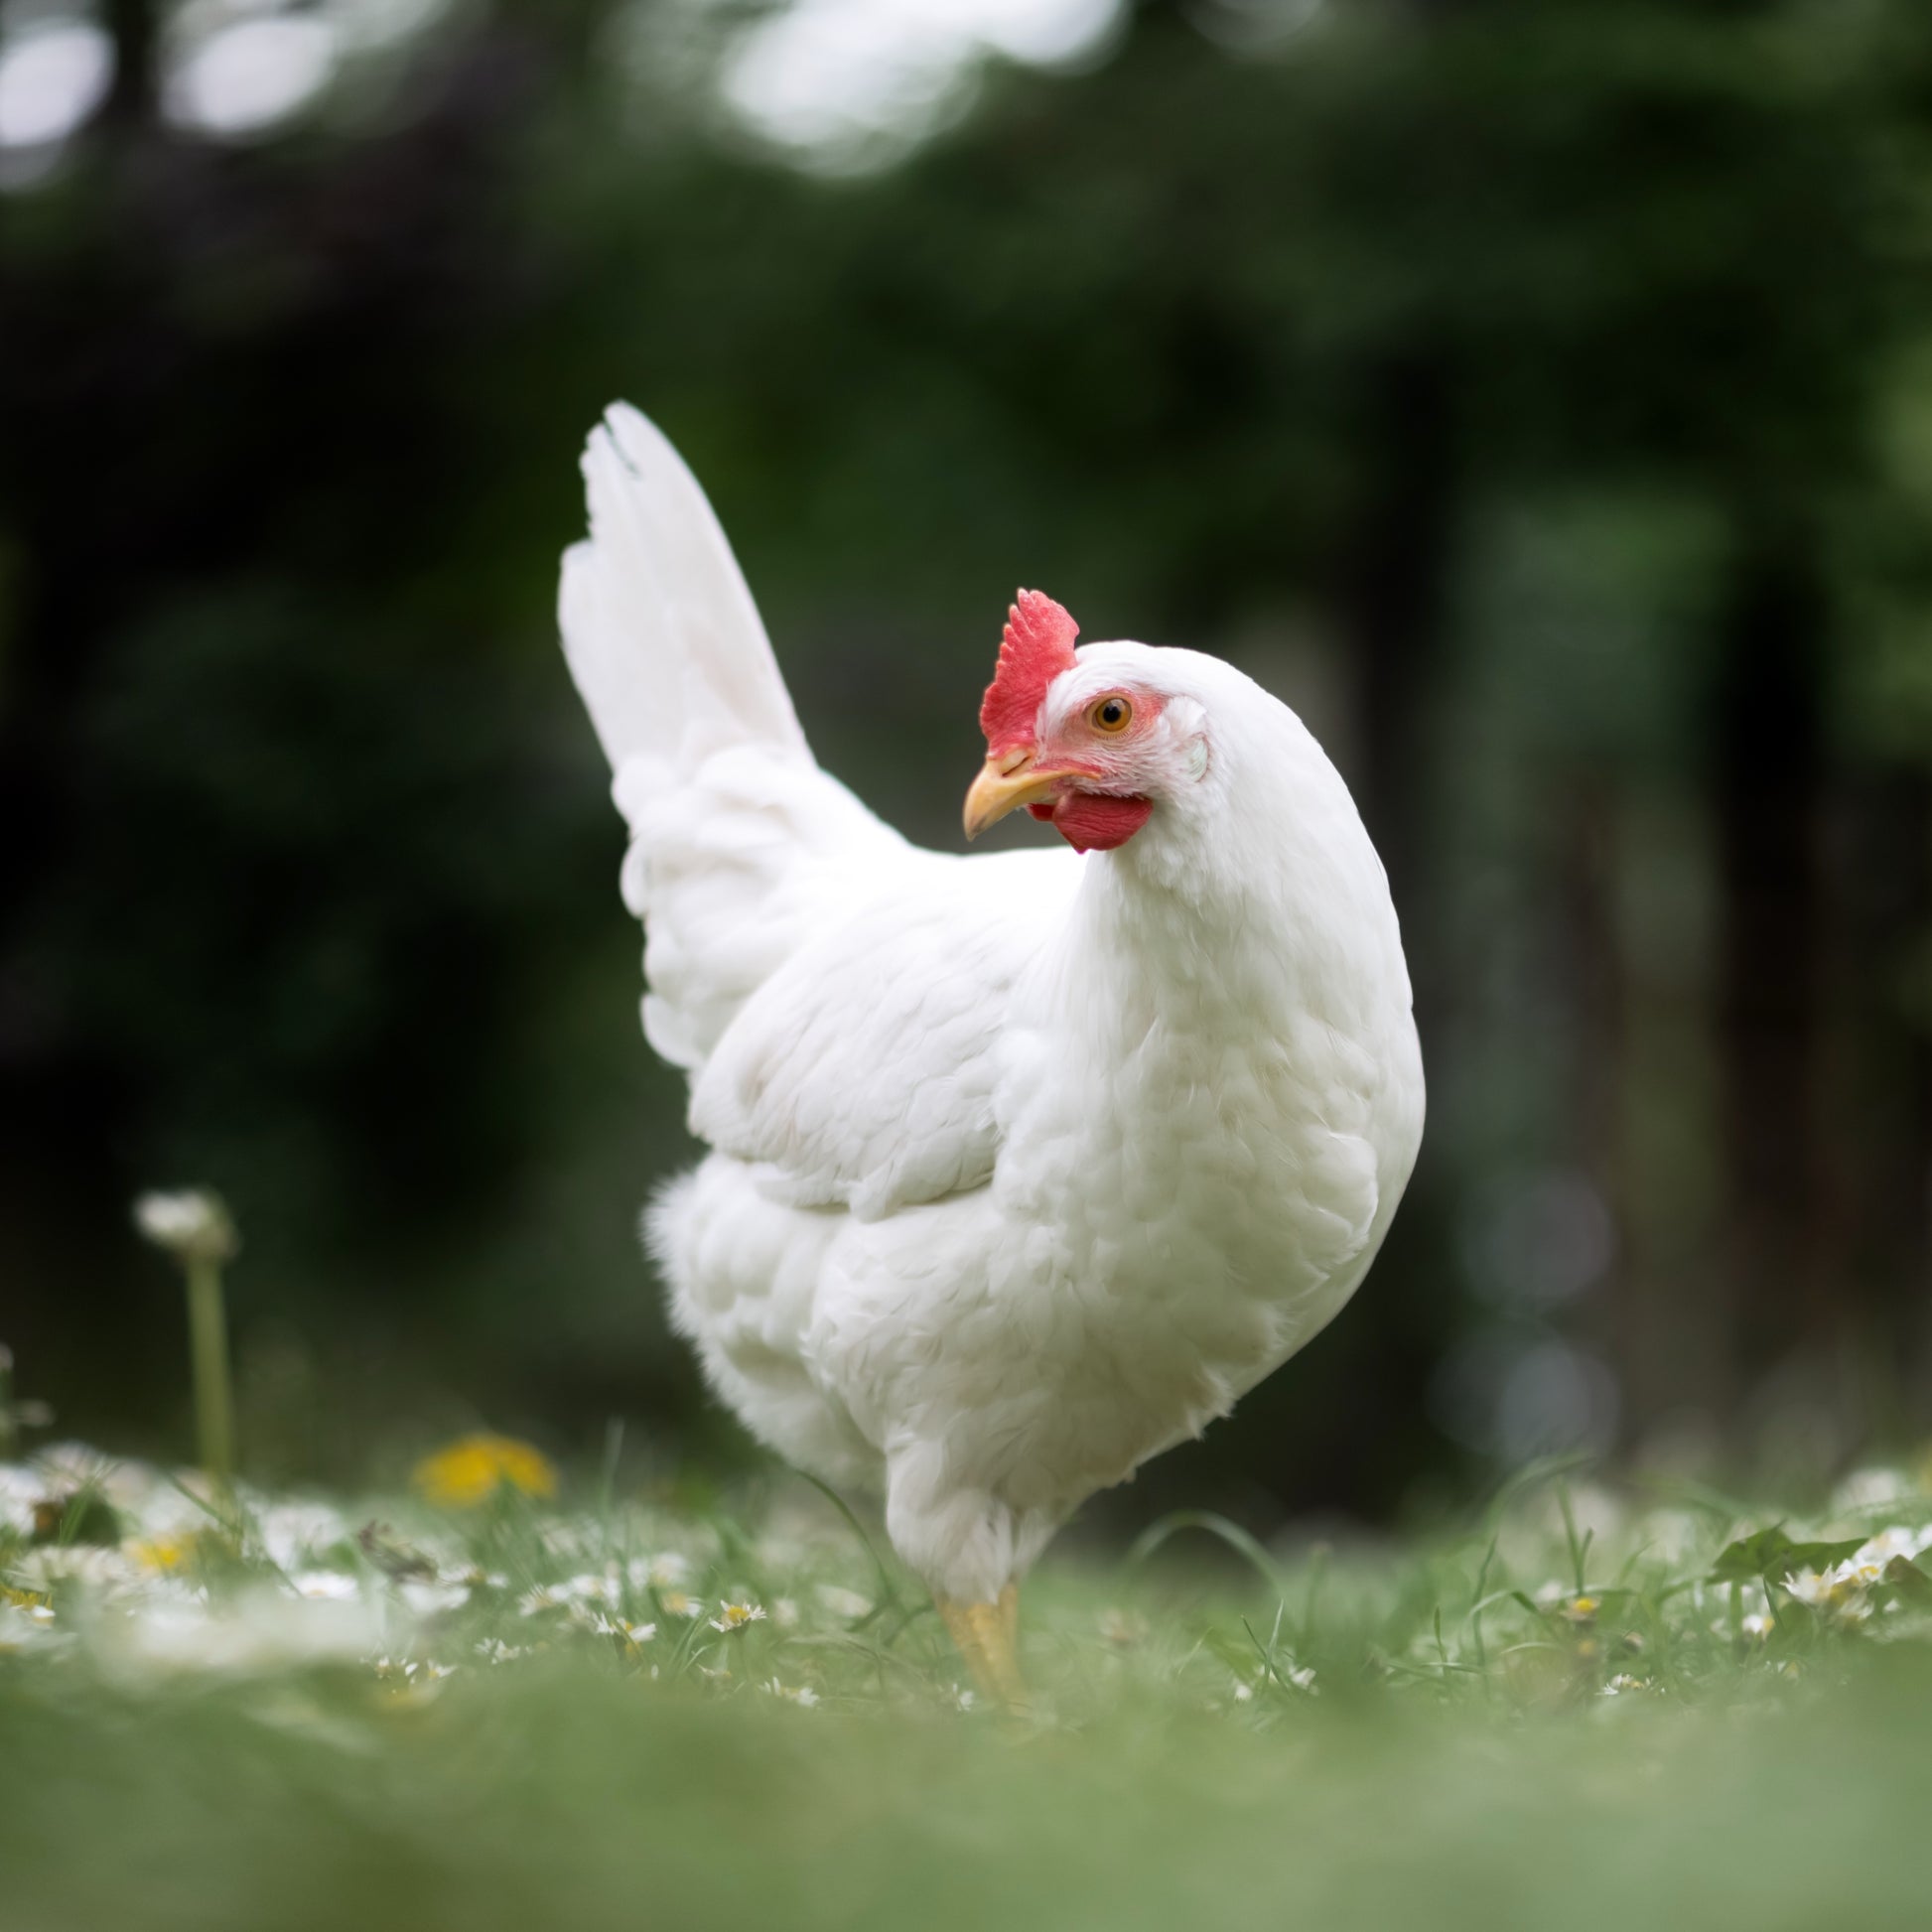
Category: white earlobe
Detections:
[{"x1": 1170, "y1": 700, "x2": 1210, "y2": 782}]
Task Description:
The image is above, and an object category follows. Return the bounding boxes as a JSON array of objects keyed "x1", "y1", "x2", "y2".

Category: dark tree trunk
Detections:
[
  {"x1": 1565, "y1": 779, "x2": 1640, "y2": 1419},
  {"x1": 1339, "y1": 347, "x2": 1455, "y2": 920},
  {"x1": 1835, "y1": 767, "x2": 1932, "y2": 1426},
  {"x1": 1709, "y1": 517, "x2": 1828, "y2": 1406},
  {"x1": 1896, "y1": 776, "x2": 1932, "y2": 1412},
  {"x1": 1307, "y1": 344, "x2": 1459, "y2": 1493},
  {"x1": 97, "y1": 0, "x2": 160, "y2": 135}
]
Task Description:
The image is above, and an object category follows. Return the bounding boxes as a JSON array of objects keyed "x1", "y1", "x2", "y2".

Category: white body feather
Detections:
[{"x1": 560, "y1": 404, "x2": 1425, "y2": 1600}]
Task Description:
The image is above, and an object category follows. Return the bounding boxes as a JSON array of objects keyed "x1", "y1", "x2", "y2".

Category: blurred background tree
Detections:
[{"x1": 2, "y1": 0, "x2": 1930, "y2": 1525}]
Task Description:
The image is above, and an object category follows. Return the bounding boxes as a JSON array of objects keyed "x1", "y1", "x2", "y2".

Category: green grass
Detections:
[{"x1": 5, "y1": 1444, "x2": 1932, "y2": 1931}]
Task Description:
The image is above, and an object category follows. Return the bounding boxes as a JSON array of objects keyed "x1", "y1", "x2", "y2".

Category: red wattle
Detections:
[{"x1": 1050, "y1": 793, "x2": 1154, "y2": 853}]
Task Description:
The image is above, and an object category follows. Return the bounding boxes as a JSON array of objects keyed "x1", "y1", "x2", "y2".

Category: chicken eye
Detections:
[{"x1": 1090, "y1": 696, "x2": 1133, "y2": 734}]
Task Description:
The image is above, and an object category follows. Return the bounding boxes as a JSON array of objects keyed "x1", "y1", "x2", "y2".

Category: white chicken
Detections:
[{"x1": 560, "y1": 404, "x2": 1424, "y2": 1701}]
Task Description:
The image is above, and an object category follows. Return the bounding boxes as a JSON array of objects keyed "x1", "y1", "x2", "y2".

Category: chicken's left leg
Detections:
[{"x1": 936, "y1": 1585, "x2": 1025, "y2": 1709}]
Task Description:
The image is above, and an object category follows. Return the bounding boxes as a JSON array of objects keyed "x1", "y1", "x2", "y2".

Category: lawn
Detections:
[{"x1": 4, "y1": 1438, "x2": 1931, "y2": 1932}]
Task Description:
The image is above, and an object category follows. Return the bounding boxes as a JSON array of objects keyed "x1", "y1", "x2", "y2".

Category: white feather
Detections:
[
  {"x1": 560, "y1": 402, "x2": 805, "y2": 769},
  {"x1": 561, "y1": 406, "x2": 1426, "y2": 1603}
]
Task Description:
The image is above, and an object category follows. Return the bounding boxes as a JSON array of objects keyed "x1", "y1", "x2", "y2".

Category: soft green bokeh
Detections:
[{"x1": 7, "y1": 0, "x2": 1932, "y2": 1514}]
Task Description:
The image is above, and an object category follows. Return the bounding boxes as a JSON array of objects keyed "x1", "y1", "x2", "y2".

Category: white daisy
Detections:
[
  {"x1": 400, "y1": 1580, "x2": 470, "y2": 1618},
  {"x1": 1856, "y1": 1525, "x2": 1932, "y2": 1567},
  {"x1": 578, "y1": 1607, "x2": 657, "y2": 1644},
  {"x1": 762, "y1": 1677, "x2": 818, "y2": 1707},
  {"x1": 0, "y1": 1602, "x2": 57, "y2": 1652},
  {"x1": 108, "y1": 1587, "x2": 379, "y2": 1678},
  {"x1": 627, "y1": 1553, "x2": 692, "y2": 1590},
  {"x1": 257, "y1": 1502, "x2": 350, "y2": 1571},
  {"x1": 815, "y1": 1584, "x2": 873, "y2": 1621},
  {"x1": 1780, "y1": 1567, "x2": 1837, "y2": 1607},
  {"x1": 289, "y1": 1571, "x2": 360, "y2": 1601},
  {"x1": 1832, "y1": 1468, "x2": 1916, "y2": 1514},
  {"x1": 1783, "y1": 1565, "x2": 1873, "y2": 1622},
  {"x1": 558, "y1": 1571, "x2": 621, "y2": 1605},
  {"x1": 0, "y1": 1465, "x2": 41, "y2": 1537}
]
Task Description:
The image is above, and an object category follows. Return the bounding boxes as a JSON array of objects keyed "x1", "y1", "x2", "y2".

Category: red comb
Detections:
[{"x1": 980, "y1": 590, "x2": 1080, "y2": 754}]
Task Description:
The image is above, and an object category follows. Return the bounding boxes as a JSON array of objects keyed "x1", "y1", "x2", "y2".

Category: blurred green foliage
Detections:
[{"x1": 4, "y1": 0, "x2": 1932, "y2": 1517}]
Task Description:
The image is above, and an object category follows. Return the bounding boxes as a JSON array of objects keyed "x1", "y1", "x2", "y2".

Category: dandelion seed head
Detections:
[{"x1": 133, "y1": 1189, "x2": 238, "y2": 1265}]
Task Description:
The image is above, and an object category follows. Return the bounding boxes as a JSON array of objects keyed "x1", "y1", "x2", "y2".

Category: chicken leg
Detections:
[{"x1": 936, "y1": 1584, "x2": 1025, "y2": 1709}]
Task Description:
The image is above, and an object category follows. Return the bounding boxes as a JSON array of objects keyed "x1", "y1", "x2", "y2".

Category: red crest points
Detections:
[{"x1": 980, "y1": 590, "x2": 1080, "y2": 754}]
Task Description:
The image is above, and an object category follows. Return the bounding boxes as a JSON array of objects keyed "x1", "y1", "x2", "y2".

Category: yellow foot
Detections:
[{"x1": 936, "y1": 1585, "x2": 1027, "y2": 1711}]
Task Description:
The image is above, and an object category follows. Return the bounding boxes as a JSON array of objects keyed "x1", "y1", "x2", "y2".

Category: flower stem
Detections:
[{"x1": 186, "y1": 1256, "x2": 235, "y2": 1487}]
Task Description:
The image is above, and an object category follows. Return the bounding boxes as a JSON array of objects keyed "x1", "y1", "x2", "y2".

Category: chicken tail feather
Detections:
[{"x1": 559, "y1": 402, "x2": 808, "y2": 772}]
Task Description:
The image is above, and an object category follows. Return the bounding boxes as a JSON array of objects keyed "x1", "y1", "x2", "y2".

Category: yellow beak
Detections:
[{"x1": 963, "y1": 750, "x2": 1066, "y2": 840}]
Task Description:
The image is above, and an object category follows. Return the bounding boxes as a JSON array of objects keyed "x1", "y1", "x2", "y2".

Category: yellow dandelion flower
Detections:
[{"x1": 412, "y1": 1434, "x2": 558, "y2": 1508}]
